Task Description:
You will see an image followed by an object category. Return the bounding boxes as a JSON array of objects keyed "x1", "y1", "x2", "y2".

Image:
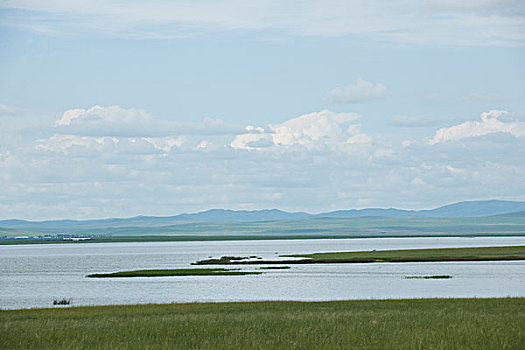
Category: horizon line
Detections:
[{"x1": 1, "y1": 199, "x2": 524, "y2": 222}]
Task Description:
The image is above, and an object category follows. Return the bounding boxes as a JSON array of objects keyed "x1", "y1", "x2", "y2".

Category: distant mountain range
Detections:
[
  {"x1": 317, "y1": 200, "x2": 525, "y2": 219},
  {"x1": 1, "y1": 200, "x2": 524, "y2": 234}
]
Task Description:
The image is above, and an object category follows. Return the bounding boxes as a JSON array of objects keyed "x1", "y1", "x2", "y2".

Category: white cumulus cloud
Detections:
[
  {"x1": 326, "y1": 79, "x2": 387, "y2": 103},
  {"x1": 55, "y1": 105, "x2": 153, "y2": 127},
  {"x1": 429, "y1": 110, "x2": 525, "y2": 144},
  {"x1": 55, "y1": 105, "x2": 155, "y2": 137},
  {"x1": 55, "y1": 105, "x2": 242, "y2": 137},
  {"x1": 230, "y1": 133, "x2": 273, "y2": 150},
  {"x1": 231, "y1": 110, "x2": 369, "y2": 151}
]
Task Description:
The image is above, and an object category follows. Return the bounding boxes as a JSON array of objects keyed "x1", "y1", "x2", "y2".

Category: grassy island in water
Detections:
[
  {"x1": 194, "y1": 245, "x2": 525, "y2": 265},
  {"x1": 87, "y1": 268, "x2": 261, "y2": 278}
]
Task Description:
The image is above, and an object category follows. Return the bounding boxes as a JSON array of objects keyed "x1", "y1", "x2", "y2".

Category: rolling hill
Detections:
[{"x1": 1, "y1": 200, "x2": 524, "y2": 236}]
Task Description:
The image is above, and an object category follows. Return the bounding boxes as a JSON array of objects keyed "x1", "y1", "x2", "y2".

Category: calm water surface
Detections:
[{"x1": 1, "y1": 237, "x2": 524, "y2": 309}]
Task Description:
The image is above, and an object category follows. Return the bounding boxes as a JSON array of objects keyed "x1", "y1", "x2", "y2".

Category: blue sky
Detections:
[{"x1": 1, "y1": 1, "x2": 524, "y2": 219}]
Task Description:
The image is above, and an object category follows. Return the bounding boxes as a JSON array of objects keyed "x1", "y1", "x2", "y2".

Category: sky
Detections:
[{"x1": 1, "y1": 1, "x2": 524, "y2": 220}]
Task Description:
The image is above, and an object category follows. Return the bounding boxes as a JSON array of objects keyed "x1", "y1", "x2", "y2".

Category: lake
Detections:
[{"x1": 1, "y1": 236, "x2": 524, "y2": 309}]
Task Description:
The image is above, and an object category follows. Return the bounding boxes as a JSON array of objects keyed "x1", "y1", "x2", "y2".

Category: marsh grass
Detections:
[
  {"x1": 86, "y1": 268, "x2": 261, "y2": 278},
  {"x1": 1, "y1": 298, "x2": 523, "y2": 349},
  {"x1": 260, "y1": 266, "x2": 291, "y2": 270},
  {"x1": 291, "y1": 245, "x2": 525, "y2": 262},
  {"x1": 195, "y1": 246, "x2": 525, "y2": 265},
  {"x1": 193, "y1": 256, "x2": 260, "y2": 264}
]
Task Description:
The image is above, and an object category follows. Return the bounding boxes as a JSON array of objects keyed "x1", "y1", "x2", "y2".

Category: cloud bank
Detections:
[
  {"x1": 1, "y1": 105, "x2": 524, "y2": 219},
  {"x1": 2, "y1": 1, "x2": 524, "y2": 46}
]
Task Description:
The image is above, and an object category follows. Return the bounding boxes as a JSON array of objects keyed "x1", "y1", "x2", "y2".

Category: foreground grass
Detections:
[
  {"x1": 196, "y1": 245, "x2": 525, "y2": 265},
  {"x1": 1, "y1": 298, "x2": 523, "y2": 349},
  {"x1": 87, "y1": 268, "x2": 261, "y2": 278}
]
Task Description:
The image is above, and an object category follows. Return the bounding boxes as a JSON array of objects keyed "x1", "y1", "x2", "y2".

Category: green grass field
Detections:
[
  {"x1": 87, "y1": 268, "x2": 261, "y2": 278},
  {"x1": 1, "y1": 298, "x2": 523, "y2": 349}
]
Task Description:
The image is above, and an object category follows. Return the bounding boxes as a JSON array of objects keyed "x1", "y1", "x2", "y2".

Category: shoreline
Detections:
[
  {"x1": 1, "y1": 296, "x2": 524, "y2": 312},
  {"x1": 1, "y1": 233, "x2": 525, "y2": 245}
]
